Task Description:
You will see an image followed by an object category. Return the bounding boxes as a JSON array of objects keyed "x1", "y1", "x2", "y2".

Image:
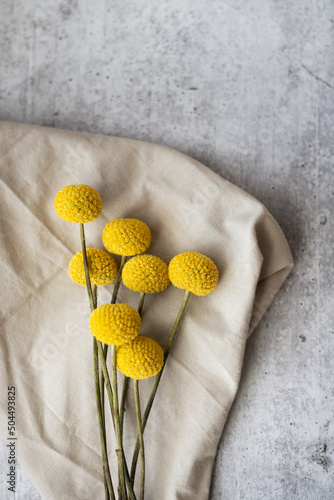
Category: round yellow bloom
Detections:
[
  {"x1": 122, "y1": 254, "x2": 169, "y2": 293},
  {"x1": 117, "y1": 336, "x2": 164, "y2": 379},
  {"x1": 102, "y1": 218, "x2": 151, "y2": 256},
  {"x1": 89, "y1": 304, "x2": 141, "y2": 345},
  {"x1": 54, "y1": 184, "x2": 102, "y2": 223},
  {"x1": 168, "y1": 251, "x2": 219, "y2": 296},
  {"x1": 68, "y1": 248, "x2": 118, "y2": 286}
]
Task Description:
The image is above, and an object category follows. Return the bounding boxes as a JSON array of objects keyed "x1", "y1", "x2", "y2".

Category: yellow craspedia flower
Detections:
[
  {"x1": 122, "y1": 254, "x2": 169, "y2": 293},
  {"x1": 117, "y1": 336, "x2": 164, "y2": 380},
  {"x1": 69, "y1": 248, "x2": 118, "y2": 286},
  {"x1": 168, "y1": 251, "x2": 219, "y2": 296},
  {"x1": 89, "y1": 304, "x2": 141, "y2": 346},
  {"x1": 102, "y1": 218, "x2": 151, "y2": 256},
  {"x1": 54, "y1": 184, "x2": 102, "y2": 223}
]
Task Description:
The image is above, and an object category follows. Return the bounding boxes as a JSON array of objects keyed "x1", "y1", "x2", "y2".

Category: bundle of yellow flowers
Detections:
[{"x1": 54, "y1": 184, "x2": 219, "y2": 500}]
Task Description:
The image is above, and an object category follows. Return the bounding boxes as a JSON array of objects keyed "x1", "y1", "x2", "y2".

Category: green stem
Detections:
[
  {"x1": 162, "y1": 289, "x2": 191, "y2": 357},
  {"x1": 104, "y1": 475, "x2": 109, "y2": 500},
  {"x1": 80, "y1": 223, "x2": 95, "y2": 312},
  {"x1": 130, "y1": 289, "x2": 191, "y2": 483},
  {"x1": 137, "y1": 292, "x2": 146, "y2": 316},
  {"x1": 119, "y1": 376, "x2": 129, "y2": 437},
  {"x1": 100, "y1": 253, "x2": 136, "y2": 499},
  {"x1": 93, "y1": 285, "x2": 106, "y2": 431},
  {"x1": 98, "y1": 343, "x2": 137, "y2": 499},
  {"x1": 93, "y1": 287, "x2": 111, "y2": 500},
  {"x1": 94, "y1": 337, "x2": 115, "y2": 500},
  {"x1": 101, "y1": 254, "x2": 127, "y2": 433},
  {"x1": 91, "y1": 283, "x2": 98, "y2": 309},
  {"x1": 134, "y1": 380, "x2": 145, "y2": 500},
  {"x1": 80, "y1": 224, "x2": 114, "y2": 500},
  {"x1": 111, "y1": 255, "x2": 128, "y2": 304},
  {"x1": 120, "y1": 292, "x2": 145, "y2": 436},
  {"x1": 100, "y1": 345, "x2": 106, "y2": 425},
  {"x1": 124, "y1": 462, "x2": 137, "y2": 500},
  {"x1": 105, "y1": 254, "x2": 128, "y2": 434},
  {"x1": 111, "y1": 345, "x2": 128, "y2": 500}
]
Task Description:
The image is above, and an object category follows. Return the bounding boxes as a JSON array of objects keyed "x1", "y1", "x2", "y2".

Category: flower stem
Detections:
[
  {"x1": 106, "y1": 254, "x2": 127, "y2": 432},
  {"x1": 111, "y1": 255, "x2": 128, "y2": 304},
  {"x1": 111, "y1": 345, "x2": 128, "y2": 500},
  {"x1": 130, "y1": 289, "x2": 191, "y2": 483},
  {"x1": 120, "y1": 292, "x2": 145, "y2": 436},
  {"x1": 93, "y1": 286, "x2": 112, "y2": 500},
  {"x1": 100, "y1": 252, "x2": 127, "y2": 432},
  {"x1": 104, "y1": 476, "x2": 109, "y2": 500},
  {"x1": 80, "y1": 223, "x2": 95, "y2": 312},
  {"x1": 137, "y1": 292, "x2": 146, "y2": 316},
  {"x1": 134, "y1": 380, "x2": 145, "y2": 500},
  {"x1": 94, "y1": 337, "x2": 115, "y2": 500},
  {"x1": 92, "y1": 285, "x2": 107, "y2": 430},
  {"x1": 102, "y1": 254, "x2": 128, "y2": 430},
  {"x1": 119, "y1": 376, "x2": 129, "y2": 437},
  {"x1": 97, "y1": 343, "x2": 136, "y2": 500},
  {"x1": 162, "y1": 289, "x2": 191, "y2": 357},
  {"x1": 80, "y1": 223, "x2": 114, "y2": 500}
]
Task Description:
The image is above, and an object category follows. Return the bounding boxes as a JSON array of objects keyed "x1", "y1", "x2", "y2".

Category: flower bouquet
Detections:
[{"x1": 54, "y1": 184, "x2": 219, "y2": 500}]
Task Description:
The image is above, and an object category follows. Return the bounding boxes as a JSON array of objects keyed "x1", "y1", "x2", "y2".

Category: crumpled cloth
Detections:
[{"x1": 0, "y1": 121, "x2": 293, "y2": 500}]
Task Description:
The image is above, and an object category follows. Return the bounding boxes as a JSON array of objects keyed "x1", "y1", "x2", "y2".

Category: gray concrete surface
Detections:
[{"x1": 0, "y1": 0, "x2": 333, "y2": 498}]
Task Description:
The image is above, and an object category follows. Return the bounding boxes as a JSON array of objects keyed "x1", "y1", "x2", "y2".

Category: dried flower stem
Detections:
[
  {"x1": 106, "y1": 255, "x2": 128, "y2": 428},
  {"x1": 111, "y1": 255, "x2": 128, "y2": 304},
  {"x1": 120, "y1": 292, "x2": 145, "y2": 436},
  {"x1": 119, "y1": 376, "x2": 129, "y2": 437},
  {"x1": 101, "y1": 254, "x2": 128, "y2": 429},
  {"x1": 130, "y1": 289, "x2": 191, "y2": 483},
  {"x1": 93, "y1": 285, "x2": 112, "y2": 500},
  {"x1": 104, "y1": 478, "x2": 109, "y2": 500},
  {"x1": 97, "y1": 342, "x2": 137, "y2": 500},
  {"x1": 111, "y1": 345, "x2": 128, "y2": 500},
  {"x1": 106, "y1": 254, "x2": 137, "y2": 499},
  {"x1": 94, "y1": 338, "x2": 115, "y2": 500},
  {"x1": 137, "y1": 292, "x2": 146, "y2": 316},
  {"x1": 162, "y1": 289, "x2": 191, "y2": 357},
  {"x1": 80, "y1": 223, "x2": 114, "y2": 500},
  {"x1": 134, "y1": 380, "x2": 145, "y2": 500},
  {"x1": 80, "y1": 223, "x2": 95, "y2": 311}
]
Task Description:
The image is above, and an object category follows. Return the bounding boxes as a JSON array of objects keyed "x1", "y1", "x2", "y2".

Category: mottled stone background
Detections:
[{"x1": 0, "y1": 0, "x2": 333, "y2": 499}]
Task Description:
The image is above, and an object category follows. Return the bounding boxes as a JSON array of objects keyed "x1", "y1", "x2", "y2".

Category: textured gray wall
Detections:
[{"x1": 1, "y1": 0, "x2": 333, "y2": 499}]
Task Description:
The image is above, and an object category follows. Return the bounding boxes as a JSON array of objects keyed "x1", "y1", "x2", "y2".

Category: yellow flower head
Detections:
[
  {"x1": 69, "y1": 248, "x2": 118, "y2": 286},
  {"x1": 102, "y1": 218, "x2": 151, "y2": 256},
  {"x1": 54, "y1": 184, "x2": 102, "y2": 223},
  {"x1": 168, "y1": 251, "x2": 219, "y2": 296},
  {"x1": 117, "y1": 336, "x2": 164, "y2": 379},
  {"x1": 89, "y1": 304, "x2": 141, "y2": 346},
  {"x1": 122, "y1": 254, "x2": 169, "y2": 294}
]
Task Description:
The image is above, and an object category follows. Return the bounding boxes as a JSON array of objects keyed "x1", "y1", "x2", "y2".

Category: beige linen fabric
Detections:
[{"x1": 0, "y1": 121, "x2": 293, "y2": 500}]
